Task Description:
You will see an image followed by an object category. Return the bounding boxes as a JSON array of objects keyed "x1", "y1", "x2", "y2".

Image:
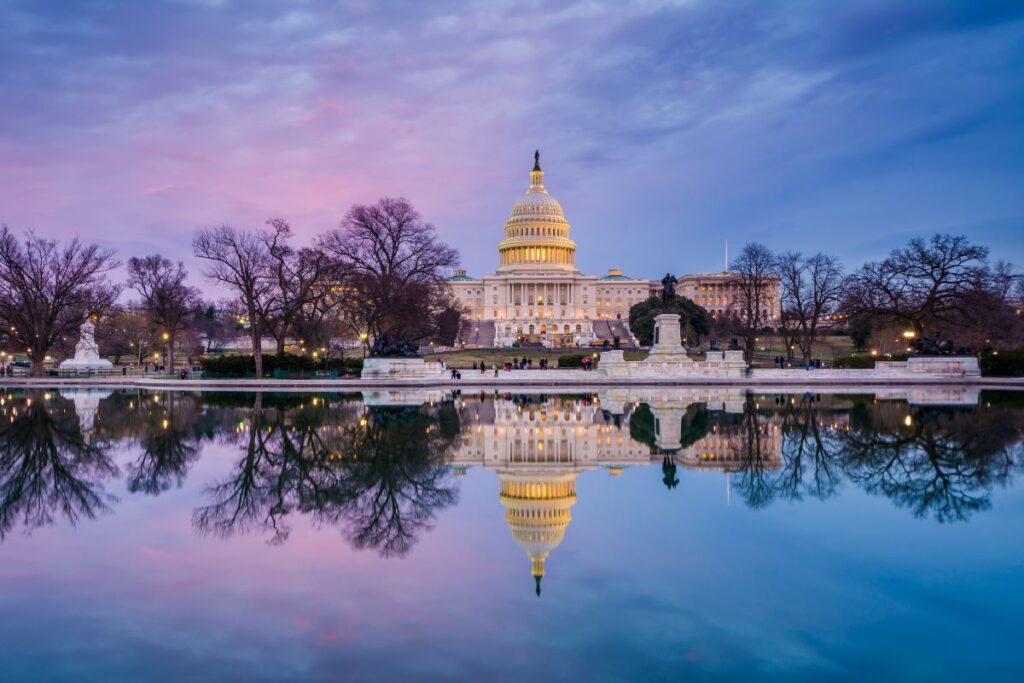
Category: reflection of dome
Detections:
[
  {"x1": 497, "y1": 152, "x2": 578, "y2": 273},
  {"x1": 499, "y1": 471, "x2": 577, "y2": 596}
]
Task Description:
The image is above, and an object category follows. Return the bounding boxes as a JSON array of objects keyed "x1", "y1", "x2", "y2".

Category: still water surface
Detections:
[{"x1": 1, "y1": 387, "x2": 1022, "y2": 682}]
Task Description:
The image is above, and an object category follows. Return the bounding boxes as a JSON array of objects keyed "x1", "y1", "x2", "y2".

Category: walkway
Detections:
[{"x1": 1, "y1": 370, "x2": 1021, "y2": 391}]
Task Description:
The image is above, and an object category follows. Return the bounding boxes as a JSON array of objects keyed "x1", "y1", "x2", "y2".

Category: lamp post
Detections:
[
  {"x1": 359, "y1": 332, "x2": 369, "y2": 358},
  {"x1": 162, "y1": 331, "x2": 170, "y2": 372}
]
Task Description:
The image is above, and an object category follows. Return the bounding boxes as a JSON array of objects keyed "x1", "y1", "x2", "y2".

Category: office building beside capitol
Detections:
[{"x1": 448, "y1": 152, "x2": 781, "y2": 348}]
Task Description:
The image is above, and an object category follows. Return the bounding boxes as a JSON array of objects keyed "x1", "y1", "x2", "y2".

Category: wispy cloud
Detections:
[{"x1": 0, "y1": 0, "x2": 1021, "y2": 278}]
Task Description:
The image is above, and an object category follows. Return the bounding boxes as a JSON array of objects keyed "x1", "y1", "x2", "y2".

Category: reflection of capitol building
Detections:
[{"x1": 449, "y1": 394, "x2": 783, "y2": 594}]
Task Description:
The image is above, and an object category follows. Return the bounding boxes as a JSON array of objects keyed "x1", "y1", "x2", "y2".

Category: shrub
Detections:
[
  {"x1": 557, "y1": 353, "x2": 598, "y2": 368},
  {"x1": 629, "y1": 296, "x2": 709, "y2": 346},
  {"x1": 981, "y1": 349, "x2": 1024, "y2": 377},
  {"x1": 200, "y1": 353, "x2": 315, "y2": 377},
  {"x1": 833, "y1": 355, "x2": 875, "y2": 369},
  {"x1": 321, "y1": 357, "x2": 364, "y2": 375}
]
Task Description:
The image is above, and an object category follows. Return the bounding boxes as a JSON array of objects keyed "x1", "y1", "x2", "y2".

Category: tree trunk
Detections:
[
  {"x1": 166, "y1": 335, "x2": 175, "y2": 375},
  {"x1": 28, "y1": 350, "x2": 47, "y2": 377},
  {"x1": 252, "y1": 329, "x2": 263, "y2": 377},
  {"x1": 276, "y1": 337, "x2": 286, "y2": 356}
]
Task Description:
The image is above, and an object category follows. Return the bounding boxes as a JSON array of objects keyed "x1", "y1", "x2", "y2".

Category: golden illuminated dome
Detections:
[
  {"x1": 498, "y1": 471, "x2": 578, "y2": 597},
  {"x1": 497, "y1": 151, "x2": 578, "y2": 273}
]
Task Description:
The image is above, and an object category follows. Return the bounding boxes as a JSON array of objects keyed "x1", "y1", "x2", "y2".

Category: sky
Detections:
[{"x1": 2, "y1": 0, "x2": 1023, "y2": 286}]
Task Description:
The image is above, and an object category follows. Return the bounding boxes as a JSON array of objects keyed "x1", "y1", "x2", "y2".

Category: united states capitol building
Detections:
[{"x1": 448, "y1": 152, "x2": 780, "y2": 348}]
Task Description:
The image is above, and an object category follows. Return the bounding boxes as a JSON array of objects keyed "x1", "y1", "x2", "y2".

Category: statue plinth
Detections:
[{"x1": 647, "y1": 313, "x2": 692, "y2": 363}]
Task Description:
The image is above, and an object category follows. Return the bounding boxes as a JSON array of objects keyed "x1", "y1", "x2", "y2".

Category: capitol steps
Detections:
[
  {"x1": 592, "y1": 320, "x2": 635, "y2": 348},
  {"x1": 458, "y1": 320, "x2": 496, "y2": 347}
]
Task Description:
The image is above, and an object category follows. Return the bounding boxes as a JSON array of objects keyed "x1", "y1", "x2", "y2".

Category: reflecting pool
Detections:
[{"x1": 1, "y1": 387, "x2": 1022, "y2": 681}]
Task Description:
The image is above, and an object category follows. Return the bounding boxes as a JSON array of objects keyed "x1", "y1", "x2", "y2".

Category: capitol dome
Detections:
[{"x1": 497, "y1": 151, "x2": 578, "y2": 273}]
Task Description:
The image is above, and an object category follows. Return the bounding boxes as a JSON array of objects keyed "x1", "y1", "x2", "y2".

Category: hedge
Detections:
[
  {"x1": 199, "y1": 353, "x2": 363, "y2": 377},
  {"x1": 832, "y1": 355, "x2": 875, "y2": 369},
  {"x1": 981, "y1": 349, "x2": 1024, "y2": 377},
  {"x1": 557, "y1": 353, "x2": 599, "y2": 368}
]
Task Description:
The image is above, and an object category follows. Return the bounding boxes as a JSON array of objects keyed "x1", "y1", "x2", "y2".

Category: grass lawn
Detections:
[{"x1": 749, "y1": 335, "x2": 854, "y2": 361}]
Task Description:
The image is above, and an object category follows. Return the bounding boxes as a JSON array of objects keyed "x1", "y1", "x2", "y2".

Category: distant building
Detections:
[{"x1": 678, "y1": 271, "x2": 782, "y2": 325}]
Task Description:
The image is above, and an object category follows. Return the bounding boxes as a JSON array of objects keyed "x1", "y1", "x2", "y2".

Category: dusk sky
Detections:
[{"x1": 2, "y1": 0, "x2": 1023, "y2": 284}]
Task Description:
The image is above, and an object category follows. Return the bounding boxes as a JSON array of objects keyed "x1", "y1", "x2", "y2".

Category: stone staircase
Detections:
[
  {"x1": 457, "y1": 320, "x2": 495, "y2": 347},
  {"x1": 592, "y1": 319, "x2": 635, "y2": 347}
]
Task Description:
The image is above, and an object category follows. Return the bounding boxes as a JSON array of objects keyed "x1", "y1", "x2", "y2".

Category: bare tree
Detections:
[
  {"x1": 95, "y1": 306, "x2": 157, "y2": 366},
  {"x1": 127, "y1": 255, "x2": 200, "y2": 374},
  {"x1": 727, "y1": 242, "x2": 778, "y2": 364},
  {"x1": 192, "y1": 300, "x2": 241, "y2": 354},
  {"x1": 193, "y1": 225, "x2": 274, "y2": 376},
  {"x1": 776, "y1": 252, "x2": 846, "y2": 362},
  {"x1": 936, "y1": 261, "x2": 1024, "y2": 352},
  {"x1": 257, "y1": 219, "x2": 337, "y2": 355},
  {"x1": 844, "y1": 234, "x2": 988, "y2": 336},
  {"x1": 323, "y1": 198, "x2": 459, "y2": 345},
  {"x1": 0, "y1": 227, "x2": 120, "y2": 375}
]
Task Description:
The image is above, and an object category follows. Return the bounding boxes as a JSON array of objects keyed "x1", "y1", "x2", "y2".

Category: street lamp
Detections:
[
  {"x1": 902, "y1": 330, "x2": 916, "y2": 340},
  {"x1": 359, "y1": 332, "x2": 369, "y2": 358}
]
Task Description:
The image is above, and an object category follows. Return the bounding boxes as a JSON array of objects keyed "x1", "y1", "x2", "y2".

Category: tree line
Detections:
[
  {"x1": 0, "y1": 198, "x2": 460, "y2": 376},
  {"x1": 639, "y1": 234, "x2": 1023, "y2": 363}
]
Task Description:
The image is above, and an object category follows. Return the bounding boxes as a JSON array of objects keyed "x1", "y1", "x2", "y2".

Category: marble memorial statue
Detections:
[{"x1": 59, "y1": 318, "x2": 114, "y2": 373}]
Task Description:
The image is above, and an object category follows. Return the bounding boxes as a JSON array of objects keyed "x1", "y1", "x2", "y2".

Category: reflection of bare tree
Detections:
[
  {"x1": 730, "y1": 394, "x2": 1023, "y2": 522},
  {"x1": 94, "y1": 391, "x2": 217, "y2": 496},
  {"x1": 193, "y1": 397, "x2": 460, "y2": 556},
  {"x1": 322, "y1": 405, "x2": 460, "y2": 557},
  {"x1": 127, "y1": 394, "x2": 204, "y2": 495},
  {"x1": 193, "y1": 393, "x2": 293, "y2": 542},
  {"x1": 836, "y1": 404, "x2": 1021, "y2": 523},
  {"x1": 775, "y1": 394, "x2": 843, "y2": 502},
  {"x1": 733, "y1": 395, "x2": 776, "y2": 509},
  {"x1": 0, "y1": 392, "x2": 118, "y2": 539}
]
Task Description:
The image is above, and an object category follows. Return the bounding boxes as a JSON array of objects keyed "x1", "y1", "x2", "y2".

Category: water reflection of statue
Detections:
[
  {"x1": 60, "y1": 388, "x2": 113, "y2": 443},
  {"x1": 0, "y1": 392, "x2": 117, "y2": 540},
  {"x1": 661, "y1": 455, "x2": 679, "y2": 490}
]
